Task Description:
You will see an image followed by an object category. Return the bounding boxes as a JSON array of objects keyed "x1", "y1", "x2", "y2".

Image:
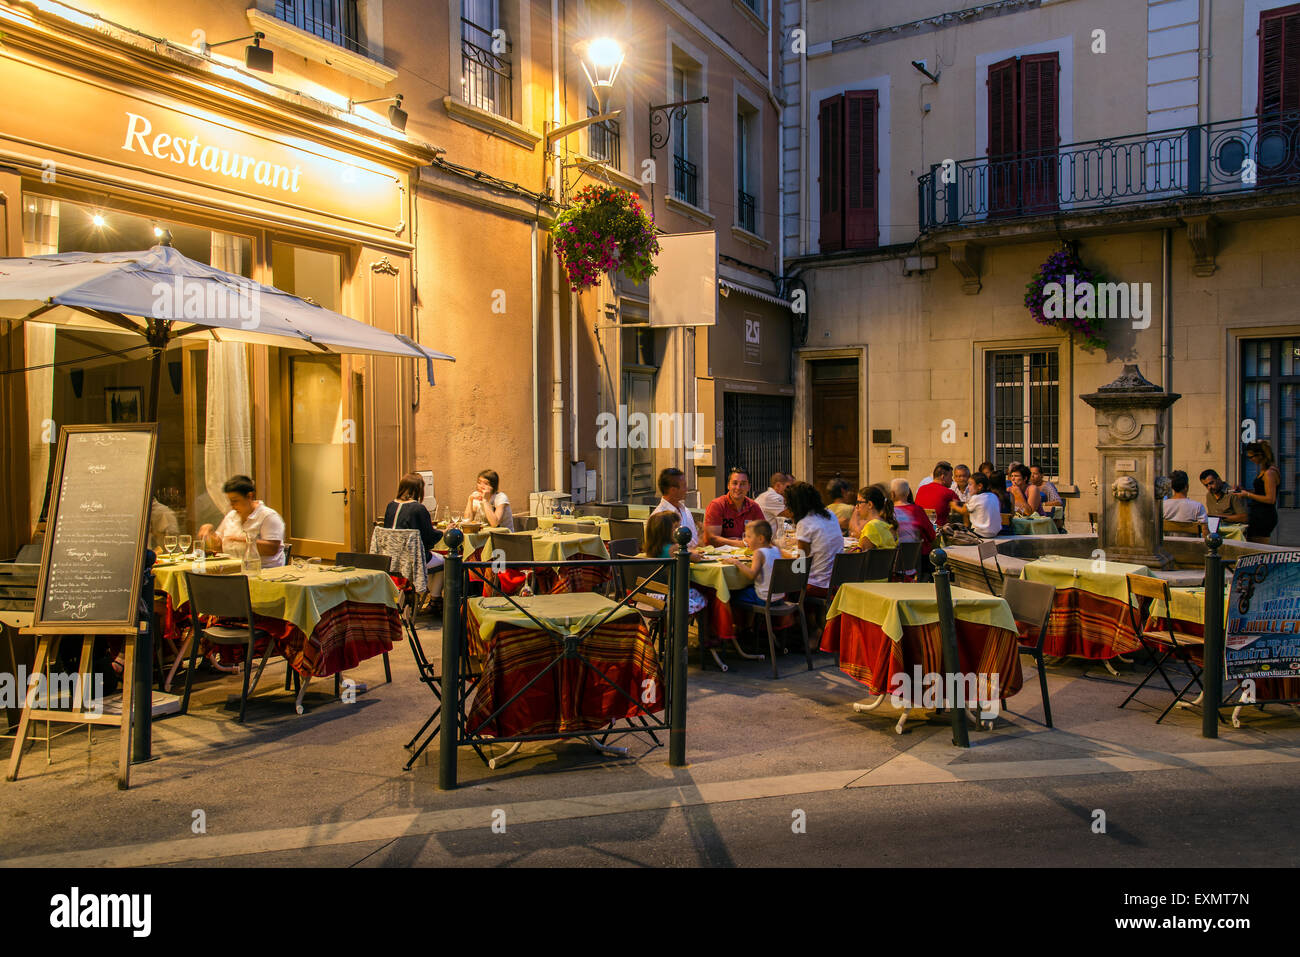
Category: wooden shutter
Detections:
[
  {"x1": 818, "y1": 94, "x2": 844, "y2": 252},
  {"x1": 987, "y1": 56, "x2": 1019, "y2": 217},
  {"x1": 1019, "y1": 52, "x2": 1059, "y2": 213},
  {"x1": 844, "y1": 90, "x2": 879, "y2": 250},
  {"x1": 1259, "y1": 5, "x2": 1300, "y2": 181}
]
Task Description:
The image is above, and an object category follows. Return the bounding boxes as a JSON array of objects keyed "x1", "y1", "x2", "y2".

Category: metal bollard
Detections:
[
  {"x1": 1202, "y1": 532, "x2": 1225, "y2": 739},
  {"x1": 931, "y1": 548, "x2": 970, "y2": 749},
  {"x1": 668, "y1": 525, "x2": 691, "y2": 767},
  {"x1": 438, "y1": 528, "x2": 464, "y2": 790}
]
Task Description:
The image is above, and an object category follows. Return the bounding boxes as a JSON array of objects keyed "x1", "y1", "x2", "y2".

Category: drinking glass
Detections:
[
  {"x1": 178, "y1": 534, "x2": 192, "y2": 557},
  {"x1": 163, "y1": 534, "x2": 178, "y2": 558}
]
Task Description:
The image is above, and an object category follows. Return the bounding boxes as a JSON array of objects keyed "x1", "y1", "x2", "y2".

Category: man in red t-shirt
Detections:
[
  {"x1": 703, "y1": 467, "x2": 766, "y2": 547},
  {"x1": 915, "y1": 462, "x2": 960, "y2": 525}
]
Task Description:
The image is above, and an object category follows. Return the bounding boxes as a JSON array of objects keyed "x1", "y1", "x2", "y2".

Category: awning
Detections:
[{"x1": 718, "y1": 279, "x2": 793, "y2": 309}]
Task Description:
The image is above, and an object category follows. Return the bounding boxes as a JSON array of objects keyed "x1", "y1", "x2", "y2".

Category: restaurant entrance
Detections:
[{"x1": 808, "y1": 357, "x2": 860, "y2": 492}]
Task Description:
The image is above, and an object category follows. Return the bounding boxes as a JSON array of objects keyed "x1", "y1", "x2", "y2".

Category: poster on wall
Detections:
[{"x1": 1225, "y1": 550, "x2": 1300, "y2": 680}]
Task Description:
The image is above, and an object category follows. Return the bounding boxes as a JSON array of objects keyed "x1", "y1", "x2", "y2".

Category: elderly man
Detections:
[
  {"x1": 1199, "y1": 469, "x2": 1248, "y2": 524},
  {"x1": 951, "y1": 464, "x2": 973, "y2": 503},
  {"x1": 703, "y1": 467, "x2": 765, "y2": 548},
  {"x1": 754, "y1": 471, "x2": 793, "y2": 523},
  {"x1": 650, "y1": 467, "x2": 699, "y2": 547}
]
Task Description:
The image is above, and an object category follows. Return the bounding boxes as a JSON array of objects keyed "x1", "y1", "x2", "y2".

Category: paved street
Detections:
[{"x1": 2, "y1": 620, "x2": 1298, "y2": 868}]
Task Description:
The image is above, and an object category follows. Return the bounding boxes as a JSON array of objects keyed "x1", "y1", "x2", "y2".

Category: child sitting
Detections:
[
  {"x1": 641, "y1": 511, "x2": 708, "y2": 616},
  {"x1": 724, "y1": 519, "x2": 784, "y2": 606}
]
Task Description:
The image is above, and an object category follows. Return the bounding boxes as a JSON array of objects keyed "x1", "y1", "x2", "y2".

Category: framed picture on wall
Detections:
[{"x1": 106, "y1": 387, "x2": 143, "y2": 423}]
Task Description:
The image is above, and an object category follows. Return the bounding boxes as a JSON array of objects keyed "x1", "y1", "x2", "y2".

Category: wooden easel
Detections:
[{"x1": 7, "y1": 622, "x2": 143, "y2": 789}]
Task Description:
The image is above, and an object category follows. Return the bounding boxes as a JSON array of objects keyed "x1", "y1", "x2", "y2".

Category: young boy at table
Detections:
[{"x1": 723, "y1": 520, "x2": 784, "y2": 606}]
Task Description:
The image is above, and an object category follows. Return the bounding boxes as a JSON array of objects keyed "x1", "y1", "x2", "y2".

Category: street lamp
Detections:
[{"x1": 579, "y1": 37, "x2": 625, "y2": 115}]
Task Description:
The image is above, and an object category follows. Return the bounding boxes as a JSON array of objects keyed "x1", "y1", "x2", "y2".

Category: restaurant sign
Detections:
[
  {"x1": 1225, "y1": 550, "x2": 1300, "y2": 680},
  {"x1": 0, "y1": 54, "x2": 404, "y2": 235}
]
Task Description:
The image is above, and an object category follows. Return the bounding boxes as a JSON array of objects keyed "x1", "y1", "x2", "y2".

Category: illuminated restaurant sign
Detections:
[{"x1": 0, "y1": 54, "x2": 404, "y2": 236}]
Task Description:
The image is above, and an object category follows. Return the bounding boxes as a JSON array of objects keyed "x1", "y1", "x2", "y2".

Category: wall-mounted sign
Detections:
[
  {"x1": 648, "y1": 232, "x2": 717, "y2": 327},
  {"x1": 743, "y1": 312, "x2": 761, "y2": 364},
  {"x1": 1226, "y1": 550, "x2": 1300, "y2": 681},
  {"x1": 0, "y1": 54, "x2": 404, "y2": 237},
  {"x1": 1115, "y1": 458, "x2": 1137, "y2": 472}
]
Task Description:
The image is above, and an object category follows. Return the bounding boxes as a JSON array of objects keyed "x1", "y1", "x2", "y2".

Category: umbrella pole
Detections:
[{"x1": 146, "y1": 322, "x2": 168, "y2": 421}]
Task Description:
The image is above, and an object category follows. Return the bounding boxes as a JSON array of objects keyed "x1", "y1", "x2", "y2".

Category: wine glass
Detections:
[
  {"x1": 163, "y1": 533, "x2": 178, "y2": 558},
  {"x1": 178, "y1": 533, "x2": 192, "y2": 558}
]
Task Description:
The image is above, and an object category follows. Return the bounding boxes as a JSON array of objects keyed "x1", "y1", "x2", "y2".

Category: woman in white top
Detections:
[
  {"x1": 198, "y1": 475, "x2": 286, "y2": 567},
  {"x1": 952, "y1": 472, "x2": 1003, "y2": 538},
  {"x1": 784, "y1": 480, "x2": 844, "y2": 596},
  {"x1": 464, "y1": 469, "x2": 513, "y2": 530}
]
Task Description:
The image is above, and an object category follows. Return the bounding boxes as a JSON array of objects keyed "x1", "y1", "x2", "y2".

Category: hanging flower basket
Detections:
[
  {"x1": 1024, "y1": 244, "x2": 1109, "y2": 350},
  {"x1": 553, "y1": 185, "x2": 659, "y2": 291}
]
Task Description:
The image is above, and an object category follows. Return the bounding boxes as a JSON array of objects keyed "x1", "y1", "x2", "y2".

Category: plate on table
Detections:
[{"x1": 324, "y1": 565, "x2": 356, "y2": 573}]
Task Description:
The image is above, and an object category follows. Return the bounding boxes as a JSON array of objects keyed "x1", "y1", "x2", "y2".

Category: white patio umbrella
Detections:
[{"x1": 0, "y1": 242, "x2": 453, "y2": 416}]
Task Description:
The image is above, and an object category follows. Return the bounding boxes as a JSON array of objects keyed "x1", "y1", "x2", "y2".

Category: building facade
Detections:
[{"x1": 782, "y1": 0, "x2": 1300, "y2": 542}]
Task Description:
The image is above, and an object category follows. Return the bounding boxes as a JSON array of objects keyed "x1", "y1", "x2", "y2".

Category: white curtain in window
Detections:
[
  {"x1": 22, "y1": 196, "x2": 58, "y2": 528},
  {"x1": 205, "y1": 233, "x2": 253, "y2": 515}
]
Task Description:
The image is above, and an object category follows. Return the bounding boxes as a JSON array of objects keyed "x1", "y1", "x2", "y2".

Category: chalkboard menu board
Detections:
[{"x1": 33, "y1": 425, "x2": 157, "y2": 631}]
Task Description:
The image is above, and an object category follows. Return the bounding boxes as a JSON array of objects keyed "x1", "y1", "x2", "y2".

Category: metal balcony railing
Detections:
[
  {"x1": 673, "y1": 154, "x2": 699, "y2": 207},
  {"x1": 588, "y1": 107, "x2": 621, "y2": 168},
  {"x1": 274, "y1": 0, "x2": 365, "y2": 55},
  {"x1": 917, "y1": 112, "x2": 1300, "y2": 232},
  {"x1": 738, "y1": 189, "x2": 756, "y2": 232},
  {"x1": 461, "y1": 17, "x2": 512, "y2": 118}
]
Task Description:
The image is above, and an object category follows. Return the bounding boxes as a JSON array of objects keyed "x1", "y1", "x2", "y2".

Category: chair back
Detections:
[
  {"x1": 516, "y1": 515, "x2": 539, "y2": 531},
  {"x1": 281, "y1": 543, "x2": 293, "y2": 566},
  {"x1": 581, "y1": 504, "x2": 614, "y2": 519},
  {"x1": 609, "y1": 518, "x2": 646, "y2": 542},
  {"x1": 767, "y1": 558, "x2": 808, "y2": 604},
  {"x1": 336, "y1": 551, "x2": 393, "y2": 573},
  {"x1": 975, "y1": 540, "x2": 1004, "y2": 595},
  {"x1": 184, "y1": 571, "x2": 254, "y2": 633},
  {"x1": 368, "y1": 526, "x2": 427, "y2": 593},
  {"x1": 607, "y1": 538, "x2": 640, "y2": 559},
  {"x1": 554, "y1": 521, "x2": 600, "y2": 535},
  {"x1": 605, "y1": 505, "x2": 630, "y2": 519},
  {"x1": 1001, "y1": 577, "x2": 1055, "y2": 652},
  {"x1": 826, "y1": 551, "x2": 870, "y2": 593},
  {"x1": 862, "y1": 548, "x2": 896, "y2": 582},
  {"x1": 488, "y1": 531, "x2": 536, "y2": 564},
  {"x1": 1125, "y1": 572, "x2": 1172, "y2": 645},
  {"x1": 892, "y1": 541, "x2": 922, "y2": 580},
  {"x1": 1162, "y1": 519, "x2": 1201, "y2": 537}
]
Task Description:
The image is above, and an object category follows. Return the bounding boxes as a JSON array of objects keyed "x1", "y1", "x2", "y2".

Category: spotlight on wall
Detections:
[
  {"x1": 911, "y1": 60, "x2": 940, "y2": 83},
  {"x1": 349, "y1": 94, "x2": 407, "y2": 131},
  {"x1": 91, "y1": 212, "x2": 106, "y2": 228},
  {"x1": 204, "y1": 31, "x2": 274, "y2": 73}
]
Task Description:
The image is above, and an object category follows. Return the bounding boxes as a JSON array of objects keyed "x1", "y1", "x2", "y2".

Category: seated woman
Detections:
[
  {"x1": 384, "y1": 472, "x2": 445, "y2": 597},
  {"x1": 1007, "y1": 464, "x2": 1044, "y2": 516},
  {"x1": 855, "y1": 484, "x2": 898, "y2": 551},
  {"x1": 784, "y1": 480, "x2": 844, "y2": 601},
  {"x1": 464, "y1": 469, "x2": 513, "y2": 530},
  {"x1": 198, "y1": 475, "x2": 285, "y2": 567},
  {"x1": 825, "y1": 477, "x2": 856, "y2": 532}
]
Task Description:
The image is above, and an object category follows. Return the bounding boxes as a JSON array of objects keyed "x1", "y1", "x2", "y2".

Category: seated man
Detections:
[
  {"x1": 149, "y1": 496, "x2": 179, "y2": 550},
  {"x1": 651, "y1": 466, "x2": 699, "y2": 547},
  {"x1": 915, "y1": 462, "x2": 960, "y2": 525},
  {"x1": 198, "y1": 474, "x2": 286, "y2": 567},
  {"x1": 1199, "y1": 469, "x2": 1248, "y2": 525},
  {"x1": 703, "y1": 467, "x2": 765, "y2": 548},
  {"x1": 916, "y1": 460, "x2": 952, "y2": 491},
  {"x1": 754, "y1": 471, "x2": 792, "y2": 523},
  {"x1": 951, "y1": 464, "x2": 973, "y2": 503},
  {"x1": 1163, "y1": 470, "x2": 1208, "y2": 524}
]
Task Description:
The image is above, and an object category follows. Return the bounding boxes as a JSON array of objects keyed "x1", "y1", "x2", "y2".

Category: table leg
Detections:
[
  {"x1": 583, "y1": 736, "x2": 630, "y2": 758},
  {"x1": 729, "y1": 638, "x2": 764, "y2": 661},
  {"x1": 295, "y1": 672, "x2": 310, "y2": 715},
  {"x1": 487, "y1": 741, "x2": 525, "y2": 770}
]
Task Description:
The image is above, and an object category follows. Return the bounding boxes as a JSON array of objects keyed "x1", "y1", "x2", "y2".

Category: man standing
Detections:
[
  {"x1": 703, "y1": 467, "x2": 765, "y2": 548},
  {"x1": 915, "y1": 463, "x2": 960, "y2": 524},
  {"x1": 1029, "y1": 465, "x2": 1063, "y2": 507},
  {"x1": 1162, "y1": 470, "x2": 1208, "y2": 523},
  {"x1": 651, "y1": 467, "x2": 699, "y2": 546},
  {"x1": 754, "y1": 471, "x2": 792, "y2": 523},
  {"x1": 1199, "y1": 469, "x2": 1248, "y2": 524}
]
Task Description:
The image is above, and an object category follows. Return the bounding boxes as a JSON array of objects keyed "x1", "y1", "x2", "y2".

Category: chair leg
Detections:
[
  {"x1": 800, "y1": 606, "x2": 813, "y2": 672},
  {"x1": 383, "y1": 652, "x2": 392, "y2": 684},
  {"x1": 1118, "y1": 649, "x2": 1174, "y2": 709},
  {"x1": 1035, "y1": 650, "x2": 1053, "y2": 728},
  {"x1": 765, "y1": 610, "x2": 779, "y2": 679},
  {"x1": 237, "y1": 651, "x2": 252, "y2": 723},
  {"x1": 284, "y1": 661, "x2": 293, "y2": 691},
  {"x1": 179, "y1": 631, "x2": 201, "y2": 716},
  {"x1": 1156, "y1": 661, "x2": 1205, "y2": 724}
]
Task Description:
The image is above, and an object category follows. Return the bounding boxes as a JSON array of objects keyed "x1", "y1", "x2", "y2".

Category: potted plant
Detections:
[
  {"x1": 1024, "y1": 244, "x2": 1109, "y2": 350},
  {"x1": 553, "y1": 185, "x2": 659, "y2": 291}
]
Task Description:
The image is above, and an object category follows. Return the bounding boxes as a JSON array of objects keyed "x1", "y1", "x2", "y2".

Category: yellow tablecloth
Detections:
[
  {"x1": 689, "y1": 561, "x2": 749, "y2": 603},
  {"x1": 1012, "y1": 515, "x2": 1058, "y2": 535},
  {"x1": 152, "y1": 557, "x2": 243, "y2": 599},
  {"x1": 470, "y1": 593, "x2": 636, "y2": 640},
  {"x1": 1150, "y1": 587, "x2": 1229, "y2": 626},
  {"x1": 625, "y1": 505, "x2": 652, "y2": 519},
  {"x1": 1020, "y1": 554, "x2": 1151, "y2": 602},
  {"x1": 1165, "y1": 524, "x2": 1246, "y2": 541},
  {"x1": 433, "y1": 528, "x2": 493, "y2": 555},
  {"x1": 435, "y1": 528, "x2": 608, "y2": 560},
  {"x1": 155, "y1": 561, "x2": 399, "y2": 638},
  {"x1": 534, "y1": 516, "x2": 612, "y2": 540},
  {"x1": 826, "y1": 582, "x2": 1018, "y2": 644}
]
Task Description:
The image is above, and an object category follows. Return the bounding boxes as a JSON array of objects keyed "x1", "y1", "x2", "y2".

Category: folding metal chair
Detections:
[
  {"x1": 804, "y1": 551, "x2": 869, "y2": 620},
  {"x1": 554, "y1": 521, "x2": 600, "y2": 535},
  {"x1": 606, "y1": 538, "x2": 640, "y2": 598},
  {"x1": 516, "y1": 515, "x2": 539, "y2": 531},
  {"x1": 401, "y1": 598, "x2": 486, "y2": 771},
  {"x1": 1120, "y1": 573, "x2": 1215, "y2": 723},
  {"x1": 180, "y1": 572, "x2": 280, "y2": 722},
  {"x1": 734, "y1": 558, "x2": 811, "y2": 679},
  {"x1": 976, "y1": 540, "x2": 1005, "y2": 595},
  {"x1": 1001, "y1": 577, "x2": 1056, "y2": 727}
]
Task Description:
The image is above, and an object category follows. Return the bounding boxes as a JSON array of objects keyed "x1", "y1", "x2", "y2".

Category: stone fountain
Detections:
[{"x1": 1081, "y1": 364, "x2": 1180, "y2": 570}]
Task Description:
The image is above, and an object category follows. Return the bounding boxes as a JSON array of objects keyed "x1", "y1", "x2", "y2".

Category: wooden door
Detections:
[{"x1": 809, "y1": 359, "x2": 859, "y2": 494}]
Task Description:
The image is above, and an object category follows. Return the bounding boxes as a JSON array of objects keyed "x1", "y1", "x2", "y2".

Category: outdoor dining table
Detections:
[
  {"x1": 1020, "y1": 554, "x2": 1148, "y2": 660},
  {"x1": 534, "y1": 515, "x2": 612, "y2": 540},
  {"x1": 1165, "y1": 524, "x2": 1247, "y2": 542},
  {"x1": 153, "y1": 557, "x2": 403, "y2": 706},
  {"x1": 436, "y1": 527, "x2": 610, "y2": 593},
  {"x1": 820, "y1": 582, "x2": 1024, "y2": 711},
  {"x1": 463, "y1": 592, "x2": 664, "y2": 739},
  {"x1": 688, "y1": 552, "x2": 750, "y2": 643},
  {"x1": 1012, "y1": 514, "x2": 1058, "y2": 535}
]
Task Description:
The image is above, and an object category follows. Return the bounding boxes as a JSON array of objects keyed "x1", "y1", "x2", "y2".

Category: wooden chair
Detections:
[
  {"x1": 1001, "y1": 577, "x2": 1056, "y2": 727},
  {"x1": 976, "y1": 540, "x2": 1005, "y2": 595},
  {"x1": 734, "y1": 558, "x2": 811, "y2": 679},
  {"x1": 402, "y1": 594, "x2": 486, "y2": 771},
  {"x1": 892, "y1": 541, "x2": 923, "y2": 582},
  {"x1": 1162, "y1": 519, "x2": 1202, "y2": 537},
  {"x1": 606, "y1": 538, "x2": 640, "y2": 598},
  {"x1": 487, "y1": 531, "x2": 535, "y2": 564},
  {"x1": 1120, "y1": 573, "x2": 1214, "y2": 724},
  {"x1": 180, "y1": 572, "x2": 280, "y2": 722}
]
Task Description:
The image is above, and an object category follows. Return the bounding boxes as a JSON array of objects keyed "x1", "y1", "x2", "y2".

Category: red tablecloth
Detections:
[
  {"x1": 159, "y1": 595, "x2": 401, "y2": 678},
  {"x1": 466, "y1": 547, "x2": 613, "y2": 596},
  {"x1": 1042, "y1": 587, "x2": 1143, "y2": 660},
  {"x1": 464, "y1": 609, "x2": 663, "y2": 738},
  {"x1": 821, "y1": 612, "x2": 1024, "y2": 701}
]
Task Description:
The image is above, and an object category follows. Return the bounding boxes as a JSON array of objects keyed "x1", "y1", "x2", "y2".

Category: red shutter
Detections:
[
  {"x1": 818, "y1": 94, "x2": 844, "y2": 252},
  {"x1": 1020, "y1": 52, "x2": 1059, "y2": 213},
  {"x1": 1258, "y1": 5, "x2": 1300, "y2": 181},
  {"x1": 844, "y1": 90, "x2": 879, "y2": 250},
  {"x1": 987, "y1": 56, "x2": 1019, "y2": 217}
]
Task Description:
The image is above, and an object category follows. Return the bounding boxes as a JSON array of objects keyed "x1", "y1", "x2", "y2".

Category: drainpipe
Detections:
[
  {"x1": 1162, "y1": 227, "x2": 1173, "y2": 476},
  {"x1": 570, "y1": 293, "x2": 578, "y2": 495},
  {"x1": 799, "y1": 0, "x2": 808, "y2": 251},
  {"x1": 550, "y1": 0, "x2": 565, "y2": 492},
  {"x1": 531, "y1": 218, "x2": 540, "y2": 493}
]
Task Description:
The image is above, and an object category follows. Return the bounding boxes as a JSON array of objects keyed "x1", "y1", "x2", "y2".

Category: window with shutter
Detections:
[
  {"x1": 844, "y1": 90, "x2": 879, "y2": 249},
  {"x1": 1258, "y1": 4, "x2": 1300, "y2": 182},
  {"x1": 987, "y1": 53, "x2": 1058, "y2": 217},
  {"x1": 987, "y1": 57, "x2": 1019, "y2": 218},
  {"x1": 819, "y1": 94, "x2": 844, "y2": 252}
]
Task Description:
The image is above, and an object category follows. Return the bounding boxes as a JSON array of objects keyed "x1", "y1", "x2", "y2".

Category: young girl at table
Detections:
[
  {"x1": 464, "y1": 469, "x2": 514, "y2": 530},
  {"x1": 641, "y1": 512, "x2": 707, "y2": 616}
]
